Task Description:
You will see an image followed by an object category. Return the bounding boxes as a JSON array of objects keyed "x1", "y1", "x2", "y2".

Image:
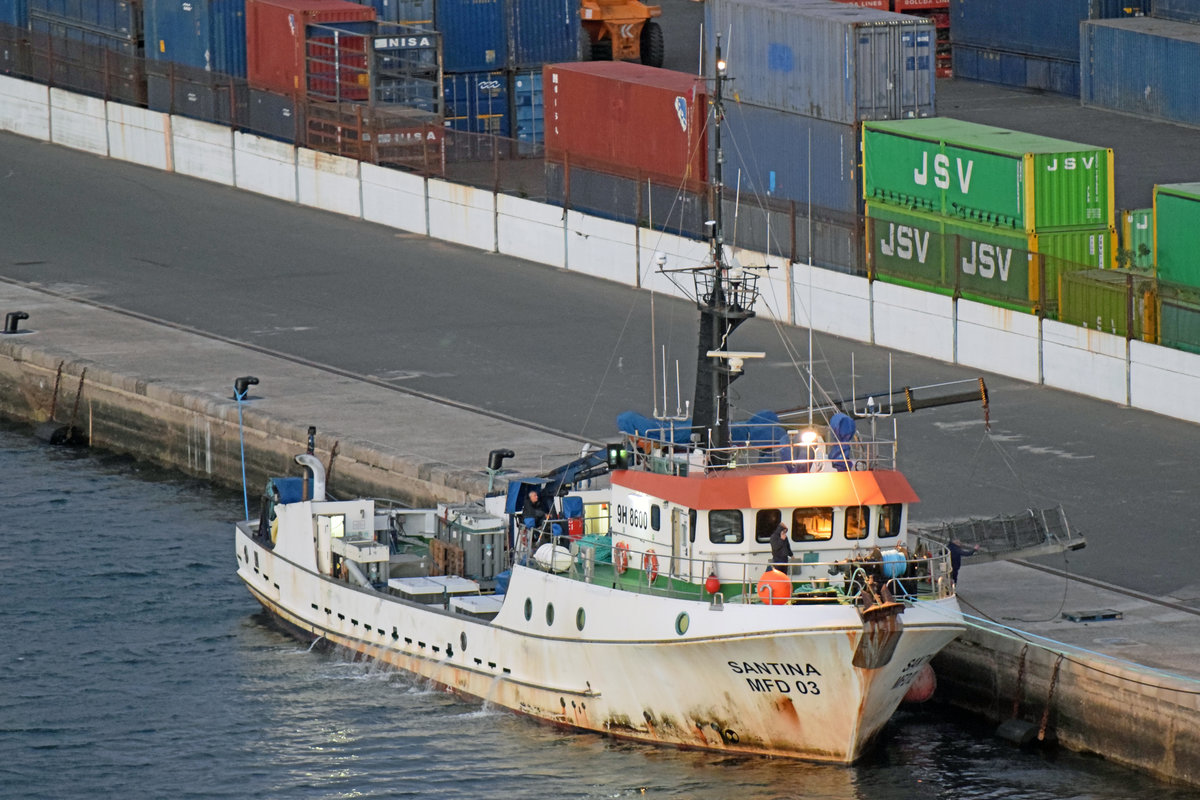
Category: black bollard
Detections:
[{"x1": 4, "y1": 311, "x2": 29, "y2": 334}]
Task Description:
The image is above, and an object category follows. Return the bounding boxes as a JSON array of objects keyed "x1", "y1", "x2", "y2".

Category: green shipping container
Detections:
[
  {"x1": 863, "y1": 118, "x2": 1115, "y2": 233},
  {"x1": 1059, "y1": 269, "x2": 1153, "y2": 341},
  {"x1": 1159, "y1": 297, "x2": 1200, "y2": 355},
  {"x1": 1153, "y1": 183, "x2": 1200, "y2": 288},
  {"x1": 866, "y1": 202, "x2": 1114, "y2": 308},
  {"x1": 1119, "y1": 208, "x2": 1154, "y2": 271}
]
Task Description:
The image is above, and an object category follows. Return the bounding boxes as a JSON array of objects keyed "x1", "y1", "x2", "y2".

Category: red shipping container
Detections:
[
  {"x1": 893, "y1": 0, "x2": 949, "y2": 10},
  {"x1": 247, "y1": 0, "x2": 376, "y2": 99},
  {"x1": 543, "y1": 62, "x2": 708, "y2": 192}
]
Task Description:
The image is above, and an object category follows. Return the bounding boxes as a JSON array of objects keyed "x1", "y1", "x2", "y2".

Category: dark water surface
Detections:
[{"x1": 2, "y1": 421, "x2": 1194, "y2": 800}]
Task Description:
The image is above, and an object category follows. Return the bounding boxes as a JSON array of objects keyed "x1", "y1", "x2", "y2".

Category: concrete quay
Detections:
[{"x1": 1, "y1": 280, "x2": 1197, "y2": 787}]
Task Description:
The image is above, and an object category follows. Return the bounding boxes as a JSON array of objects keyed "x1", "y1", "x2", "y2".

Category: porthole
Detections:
[
  {"x1": 460, "y1": 632, "x2": 468, "y2": 652},
  {"x1": 546, "y1": 603, "x2": 555, "y2": 626},
  {"x1": 576, "y1": 607, "x2": 586, "y2": 631},
  {"x1": 675, "y1": 612, "x2": 690, "y2": 636},
  {"x1": 524, "y1": 598, "x2": 533, "y2": 621}
]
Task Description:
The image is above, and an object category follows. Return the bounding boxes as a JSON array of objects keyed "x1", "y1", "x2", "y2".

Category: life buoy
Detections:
[
  {"x1": 642, "y1": 548, "x2": 659, "y2": 583},
  {"x1": 614, "y1": 541, "x2": 630, "y2": 574}
]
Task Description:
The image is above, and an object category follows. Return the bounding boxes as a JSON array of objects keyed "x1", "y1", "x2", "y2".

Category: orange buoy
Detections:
[
  {"x1": 614, "y1": 541, "x2": 630, "y2": 574},
  {"x1": 903, "y1": 663, "x2": 937, "y2": 704},
  {"x1": 642, "y1": 549, "x2": 659, "y2": 583},
  {"x1": 756, "y1": 568, "x2": 792, "y2": 605}
]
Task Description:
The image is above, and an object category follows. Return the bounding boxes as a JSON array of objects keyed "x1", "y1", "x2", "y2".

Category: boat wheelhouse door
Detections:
[{"x1": 671, "y1": 507, "x2": 692, "y2": 581}]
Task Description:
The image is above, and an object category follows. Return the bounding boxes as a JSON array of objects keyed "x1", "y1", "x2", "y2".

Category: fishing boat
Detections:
[{"x1": 234, "y1": 51, "x2": 972, "y2": 763}]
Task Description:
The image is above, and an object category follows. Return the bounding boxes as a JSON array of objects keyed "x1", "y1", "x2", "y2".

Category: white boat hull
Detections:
[{"x1": 237, "y1": 526, "x2": 962, "y2": 762}]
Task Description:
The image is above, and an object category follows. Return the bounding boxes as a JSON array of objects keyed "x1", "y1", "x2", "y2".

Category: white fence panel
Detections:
[
  {"x1": 1130, "y1": 340, "x2": 1200, "y2": 424},
  {"x1": 427, "y1": 179, "x2": 495, "y2": 251},
  {"x1": 873, "y1": 281, "x2": 954, "y2": 362},
  {"x1": 171, "y1": 116, "x2": 234, "y2": 185},
  {"x1": 1041, "y1": 319, "x2": 1127, "y2": 404},
  {"x1": 796, "y1": 263, "x2": 872, "y2": 343},
  {"x1": 361, "y1": 163, "x2": 426, "y2": 234},
  {"x1": 497, "y1": 194, "x2": 564, "y2": 269},
  {"x1": 566, "y1": 211, "x2": 637, "y2": 286},
  {"x1": 956, "y1": 300, "x2": 1041, "y2": 384},
  {"x1": 297, "y1": 148, "x2": 361, "y2": 218},
  {"x1": 106, "y1": 103, "x2": 170, "y2": 170},
  {"x1": 49, "y1": 89, "x2": 107, "y2": 155},
  {"x1": 233, "y1": 132, "x2": 296, "y2": 202},
  {"x1": 0, "y1": 75, "x2": 50, "y2": 140}
]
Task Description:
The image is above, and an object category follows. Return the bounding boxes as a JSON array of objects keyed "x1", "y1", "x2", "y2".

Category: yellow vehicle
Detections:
[{"x1": 580, "y1": 0, "x2": 664, "y2": 67}]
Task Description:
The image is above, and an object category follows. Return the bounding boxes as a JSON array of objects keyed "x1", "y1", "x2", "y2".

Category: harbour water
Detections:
[{"x1": 2, "y1": 419, "x2": 1194, "y2": 800}]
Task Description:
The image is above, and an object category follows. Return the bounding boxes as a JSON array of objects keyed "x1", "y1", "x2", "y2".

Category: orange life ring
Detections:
[
  {"x1": 614, "y1": 541, "x2": 630, "y2": 574},
  {"x1": 642, "y1": 548, "x2": 659, "y2": 583}
]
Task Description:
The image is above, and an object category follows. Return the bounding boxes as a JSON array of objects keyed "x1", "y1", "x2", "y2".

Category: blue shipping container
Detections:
[
  {"x1": 706, "y1": 0, "x2": 935, "y2": 124},
  {"x1": 952, "y1": 43, "x2": 1080, "y2": 97},
  {"x1": 719, "y1": 101, "x2": 860, "y2": 215},
  {"x1": 510, "y1": 68, "x2": 543, "y2": 151},
  {"x1": 29, "y1": 14, "x2": 138, "y2": 54},
  {"x1": 435, "y1": 0, "x2": 506, "y2": 72},
  {"x1": 145, "y1": 0, "x2": 247, "y2": 77},
  {"x1": 28, "y1": 0, "x2": 141, "y2": 40},
  {"x1": 509, "y1": 0, "x2": 578, "y2": 69},
  {"x1": 1149, "y1": 0, "x2": 1200, "y2": 22},
  {"x1": 1081, "y1": 17, "x2": 1200, "y2": 127},
  {"x1": 360, "y1": 0, "x2": 433, "y2": 24},
  {"x1": 949, "y1": 0, "x2": 1141, "y2": 61},
  {"x1": 443, "y1": 70, "x2": 509, "y2": 135},
  {"x1": 0, "y1": 0, "x2": 28, "y2": 27}
]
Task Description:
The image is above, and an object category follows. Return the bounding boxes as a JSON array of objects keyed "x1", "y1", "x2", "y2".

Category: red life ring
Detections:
[
  {"x1": 614, "y1": 541, "x2": 630, "y2": 574},
  {"x1": 643, "y1": 548, "x2": 659, "y2": 583}
]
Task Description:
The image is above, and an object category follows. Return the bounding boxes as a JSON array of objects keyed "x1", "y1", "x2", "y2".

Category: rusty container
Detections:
[{"x1": 246, "y1": 0, "x2": 376, "y2": 99}]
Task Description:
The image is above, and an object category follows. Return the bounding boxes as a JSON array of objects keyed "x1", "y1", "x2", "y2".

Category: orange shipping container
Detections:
[{"x1": 543, "y1": 61, "x2": 708, "y2": 192}]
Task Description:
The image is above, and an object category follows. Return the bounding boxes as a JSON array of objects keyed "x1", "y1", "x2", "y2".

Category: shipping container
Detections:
[
  {"x1": 706, "y1": 0, "x2": 935, "y2": 124},
  {"x1": 0, "y1": 0, "x2": 27, "y2": 26},
  {"x1": 28, "y1": 0, "x2": 143, "y2": 42},
  {"x1": 1059, "y1": 269, "x2": 1154, "y2": 339},
  {"x1": 544, "y1": 61, "x2": 707, "y2": 191},
  {"x1": 358, "y1": 0, "x2": 432, "y2": 24},
  {"x1": 511, "y1": 68, "x2": 543, "y2": 149},
  {"x1": 245, "y1": 86, "x2": 303, "y2": 142},
  {"x1": 545, "y1": 161, "x2": 708, "y2": 239},
  {"x1": 862, "y1": 118, "x2": 1114, "y2": 232},
  {"x1": 1120, "y1": 208, "x2": 1154, "y2": 271},
  {"x1": 147, "y1": 61, "x2": 246, "y2": 124},
  {"x1": 719, "y1": 101, "x2": 860, "y2": 215},
  {"x1": 1149, "y1": 0, "x2": 1200, "y2": 23},
  {"x1": 1159, "y1": 295, "x2": 1200, "y2": 354},
  {"x1": 951, "y1": 44, "x2": 1080, "y2": 96},
  {"x1": 1153, "y1": 183, "x2": 1200, "y2": 288},
  {"x1": 443, "y1": 70, "x2": 509, "y2": 136},
  {"x1": 948, "y1": 0, "x2": 1141, "y2": 61},
  {"x1": 1081, "y1": 17, "x2": 1200, "y2": 128},
  {"x1": 508, "y1": 0, "x2": 578, "y2": 69},
  {"x1": 895, "y1": 0, "x2": 949, "y2": 10},
  {"x1": 829, "y1": 0, "x2": 888, "y2": 9},
  {"x1": 27, "y1": 15, "x2": 147, "y2": 103},
  {"x1": 435, "y1": 0, "x2": 504, "y2": 72},
  {"x1": 246, "y1": 0, "x2": 375, "y2": 98},
  {"x1": 145, "y1": 0, "x2": 247, "y2": 77},
  {"x1": 866, "y1": 202, "x2": 1113, "y2": 307}
]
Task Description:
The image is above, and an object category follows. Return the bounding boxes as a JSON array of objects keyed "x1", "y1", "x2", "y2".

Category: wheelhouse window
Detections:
[
  {"x1": 651, "y1": 505, "x2": 661, "y2": 532},
  {"x1": 845, "y1": 506, "x2": 869, "y2": 540},
  {"x1": 708, "y1": 510, "x2": 744, "y2": 544},
  {"x1": 792, "y1": 507, "x2": 833, "y2": 541},
  {"x1": 755, "y1": 509, "x2": 782, "y2": 543},
  {"x1": 689, "y1": 509, "x2": 697, "y2": 543},
  {"x1": 878, "y1": 504, "x2": 903, "y2": 539}
]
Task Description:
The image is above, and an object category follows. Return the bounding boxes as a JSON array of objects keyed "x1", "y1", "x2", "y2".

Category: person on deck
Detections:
[
  {"x1": 770, "y1": 523, "x2": 793, "y2": 573},
  {"x1": 522, "y1": 488, "x2": 548, "y2": 531}
]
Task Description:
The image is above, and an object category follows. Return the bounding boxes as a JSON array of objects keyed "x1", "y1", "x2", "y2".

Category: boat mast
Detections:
[{"x1": 692, "y1": 40, "x2": 758, "y2": 452}]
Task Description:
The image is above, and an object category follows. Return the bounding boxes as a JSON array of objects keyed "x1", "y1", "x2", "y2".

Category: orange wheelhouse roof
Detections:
[{"x1": 612, "y1": 469, "x2": 919, "y2": 510}]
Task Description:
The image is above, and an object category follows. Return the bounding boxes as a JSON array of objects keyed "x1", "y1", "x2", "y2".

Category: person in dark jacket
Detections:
[
  {"x1": 522, "y1": 488, "x2": 547, "y2": 530},
  {"x1": 769, "y1": 523, "x2": 793, "y2": 572}
]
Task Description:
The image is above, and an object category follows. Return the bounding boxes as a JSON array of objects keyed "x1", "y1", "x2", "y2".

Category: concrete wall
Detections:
[{"x1": 4, "y1": 73, "x2": 1200, "y2": 426}]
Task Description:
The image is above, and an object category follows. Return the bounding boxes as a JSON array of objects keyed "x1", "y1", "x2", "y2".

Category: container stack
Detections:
[
  {"x1": 1145, "y1": 183, "x2": 1200, "y2": 351},
  {"x1": 435, "y1": 0, "x2": 576, "y2": 148},
  {"x1": 705, "y1": 0, "x2": 936, "y2": 267},
  {"x1": 543, "y1": 61, "x2": 709, "y2": 235},
  {"x1": 144, "y1": 0, "x2": 247, "y2": 124},
  {"x1": 833, "y1": 0, "x2": 951, "y2": 77},
  {"x1": 25, "y1": 0, "x2": 146, "y2": 103},
  {"x1": 862, "y1": 118, "x2": 1116, "y2": 312},
  {"x1": 949, "y1": 0, "x2": 1143, "y2": 97},
  {"x1": 1081, "y1": 11, "x2": 1200, "y2": 127}
]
